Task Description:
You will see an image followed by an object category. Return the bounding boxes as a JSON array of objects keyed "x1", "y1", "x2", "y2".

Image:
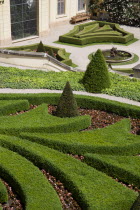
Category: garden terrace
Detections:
[
  {"x1": 6, "y1": 43, "x2": 73, "y2": 67},
  {"x1": 59, "y1": 21, "x2": 134, "y2": 45},
  {"x1": 0, "y1": 93, "x2": 140, "y2": 209}
]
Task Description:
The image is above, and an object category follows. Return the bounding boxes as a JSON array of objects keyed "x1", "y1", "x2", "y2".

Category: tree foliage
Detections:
[
  {"x1": 82, "y1": 49, "x2": 111, "y2": 93},
  {"x1": 89, "y1": 0, "x2": 140, "y2": 27}
]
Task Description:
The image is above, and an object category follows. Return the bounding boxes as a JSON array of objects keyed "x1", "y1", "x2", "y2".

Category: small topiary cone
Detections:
[
  {"x1": 36, "y1": 41, "x2": 46, "y2": 52},
  {"x1": 82, "y1": 49, "x2": 111, "y2": 93},
  {"x1": 55, "y1": 81, "x2": 79, "y2": 118}
]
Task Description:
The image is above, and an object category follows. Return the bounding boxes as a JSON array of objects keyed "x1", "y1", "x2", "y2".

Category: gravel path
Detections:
[{"x1": 0, "y1": 88, "x2": 140, "y2": 107}]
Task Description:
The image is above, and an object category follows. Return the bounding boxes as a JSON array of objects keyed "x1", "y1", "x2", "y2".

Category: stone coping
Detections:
[
  {"x1": 0, "y1": 49, "x2": 76, "y2": 72},
  {"x1": 101, "y1": 49, "x2": 134, "y2": 63}
]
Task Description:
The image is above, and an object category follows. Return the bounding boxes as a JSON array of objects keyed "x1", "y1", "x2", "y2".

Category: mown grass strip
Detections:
[
  {"x1": 20, "y1": 119, "x2": 140, "y2": 156},
  {"x1": 0, "y1": 103, "x2": 91, "y2": 136},
  {"x1": 0, "y1": 179, "x2": 8, "y2": 203},
  {"x1": 0, "y1": 146, "x2": 62, "y2": 210},
  {"x1": 84, "y1": 154, "x2": 140, "y2": 188},
  {"x1": 0, "y1": 100, "x2": 30, "y2": 116},
  {"x1": 0, "y1": 134, "x2": 137, "y2": 210}
]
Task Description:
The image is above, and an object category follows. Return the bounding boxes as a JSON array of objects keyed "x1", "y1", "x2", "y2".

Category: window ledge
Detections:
[{"x1": 56, "y1": 14, "x2": 67, "y2": 19}]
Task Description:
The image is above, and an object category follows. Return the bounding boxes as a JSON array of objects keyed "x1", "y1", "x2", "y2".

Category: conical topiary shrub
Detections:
[
  {"x1": 36, "y1": 41, "x2": 46, "y2": 52},
  {"x1": 55, "y1": 81, "x2": 79, "y2": 118},
  {"x1": 82, "y1": 49, "x2": 111, "y2": 93}
]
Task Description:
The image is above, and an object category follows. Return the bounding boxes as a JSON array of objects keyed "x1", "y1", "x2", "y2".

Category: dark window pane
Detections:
[{"x1": 10, "y1": 0, "x2": 37, "y2": 40}]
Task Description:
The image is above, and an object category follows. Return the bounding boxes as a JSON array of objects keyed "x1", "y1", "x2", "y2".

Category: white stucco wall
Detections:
[
  {"x1": 0, "y1": 0, "x2": 11, "y2": 46},
  {"x1": 0, "y1": 0, "x2": 89, "y2": 47}
]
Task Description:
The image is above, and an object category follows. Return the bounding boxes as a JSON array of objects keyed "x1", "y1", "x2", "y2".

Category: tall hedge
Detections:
[
  {"x1": 55, "y1": 81, "x2": 79, "y2": 118},
  {"x1": 82, "y1": 49, "x2": 111, "y2": 93}
]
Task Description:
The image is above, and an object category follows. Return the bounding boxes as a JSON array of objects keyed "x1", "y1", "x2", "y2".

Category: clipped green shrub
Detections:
[
  {"x1": 0, "y1": 93, "x2": 140, "y2": 118},
  {"x1": 59, "y1": 21, "x2": 134, "y2": 45},
  {"x1": 131, "y1": 194, "x2": 140, "y2": 210},
  {"x1": 0, "y1": 103, "x2": 90, "y2": 136},
  {"x1": 48, "y1": 48, "x2": 55, "y2": 58},
  {"x1": 0, "y1": 135, "x2": 137, "y2": 210},
  {"x1": 20, "y1": 119, "x2": 140, "y2": 156},
  {"x1": 82, "y1": 49, "x2": 111, "y2": 93},
  {"x1": 0, "y1": 146, "x2": 61, "y2": 210},
  {"x1": 84, "y1": 154, "x2": 140, "y2": 188},
  {"x1": 0, "y1": 179, "x2": 8, "y2": 203},
  {"x1": 36, "y1": 41, "x2": 46, "y2": 52},
  {"x1": 0, "y1": 100, "x2": 30, "y2": 116},
  {"x1": 55, "y1": 81, "x2": 79, "y2": 118}
]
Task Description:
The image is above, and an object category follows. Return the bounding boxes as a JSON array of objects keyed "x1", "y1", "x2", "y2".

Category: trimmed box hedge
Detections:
[
  {"x1": 0, "y1": 100, "x2": 30, "y2": 116},
  {"x1": 59, "y1": 21, "x2": 134, "y2": 45},
  {"x1": 0, "y1": 179, "x2": 8, "y2": 204},
  {"x1": 0, "y1": 103, "x2": 91, "y2": 136},
  {"x1": 20, "y1": 119, "x2": 140, "y2": 156},
  {"x1": 0, "y1": 135, "x2": 137, "y2": 210},
  {"x1": 0, "y1": 93, "x2": 140, "y2": 118},
  {"x1": 6, "y1": 43, "x2": 74, "y2": 67},
  {"x1": 84, "y1": 154, "x2": 140, "y2": 188},
  {"x1": 0, "y1": 146, "x2": 62, "y2": 210}
]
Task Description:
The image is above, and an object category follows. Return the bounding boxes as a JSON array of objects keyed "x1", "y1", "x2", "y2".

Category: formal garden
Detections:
[{"x1": 0, "y1": 1, "x2": 140, "y2": 208}]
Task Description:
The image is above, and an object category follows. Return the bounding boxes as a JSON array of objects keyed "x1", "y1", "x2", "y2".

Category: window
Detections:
[
  {"x1": 57, "y1": 0, "x2": 65, "y2": 15},
  {"x1": 10, "y1": 0, "x2": 37, "y2": 40},
  {"x1": 78, "y1": 0, "x2": 85, "y2": 11}
]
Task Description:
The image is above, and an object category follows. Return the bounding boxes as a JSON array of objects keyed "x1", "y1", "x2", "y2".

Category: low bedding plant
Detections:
[{"x1": 1, "y1": 66, "x2": 140, "y2": 101}]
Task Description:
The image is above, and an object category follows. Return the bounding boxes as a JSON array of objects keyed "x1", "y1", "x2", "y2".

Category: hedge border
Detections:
[
  {"x1": 0, "y1": 100, "x2": 30, "y2": 116},
  {"x1": 5, "y1": 43, "x2": 74, "y2": 67},
  {"x1": 0, "y1": 146, "x2": 61, "y2": 210},
  {"x1": 0, "y1": 135, "x2": 137, "y2": 210},
  {"x1": 59, "y1": 21, "x2": 134, "y2": 45},
  {"x1": 20, "y1": 119, "x2": 140, "y2": 156},
  {"x1": 0, "y1": 93, "x2": 140, "y2": 118},
  {"x1": 0, "y1": 178, "x2": 8, "y2": 204},
  {"x1": 84, "y1": 154, "x2": 140, "y2": 188},
  {"x1": 0, "y1": 103, "x2": 91, "y2": 136}
]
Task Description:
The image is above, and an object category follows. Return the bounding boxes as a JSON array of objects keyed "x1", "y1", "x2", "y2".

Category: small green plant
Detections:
[
  {"x1": 82, "y1": 49, "x2": 111, "y2": 93},
  {"x1": 55, "y1": 81, "x2": 79, "y2": 118},
  {"x1": 48, "y1": 48, "x2": 55, "y2": 58},
  {"x1": 36, "y1": 41, "x2": 46, "y2": 52}
]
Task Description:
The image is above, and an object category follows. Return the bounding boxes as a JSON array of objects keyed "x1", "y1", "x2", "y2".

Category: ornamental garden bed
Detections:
[
  {"x1": 5, "y1": 43, "x2": 76, "y2": 68},
  {"x1": 59, "y1": 21, "x2": 136, "y2": 46},
  {"x1": 0, "y1": 94, "x2": 140, "y2": 209}
]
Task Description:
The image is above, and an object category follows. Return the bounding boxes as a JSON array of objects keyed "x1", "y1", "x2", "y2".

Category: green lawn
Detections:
[{"x1": 1, "y1": 66, "x2": 140, "y2": 101}]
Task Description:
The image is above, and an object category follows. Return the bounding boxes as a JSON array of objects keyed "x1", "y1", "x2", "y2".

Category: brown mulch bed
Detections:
[{"x1": 48, "y1": 105, "x2": 140, "y2": 134}]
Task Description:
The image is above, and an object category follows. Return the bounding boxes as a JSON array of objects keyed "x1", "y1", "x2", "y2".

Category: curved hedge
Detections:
[
  {"x1": 0, "y1": 146, "x2": 62, "y2": 210},
  {"x1": 0, "y1": 93, "x2": 140, "y2": 118},
  {"x1": 84, "y1": 154, "x2": 140, "y2": 188},
  {"x1": 0, "y1": 103, "x2": 91, "y2": 136},
  {"x1": 6, "y1": 43, "x2": 73, "y2": 67},
  {"x1": 59, "y1": 21, "x2": 134, "y2": 45},
  {"x1": 20, "y1": 119, "x2": 140, "y2": 156},
  {"x1": 0, "y1": 100, "x2": 29, "y2": 116},
  {"x1": 0, "y1": 179, "x2": 8, "y2": 204},
  {"x1": 0, "y1": 135, "x2": 137, "y2": 210}
]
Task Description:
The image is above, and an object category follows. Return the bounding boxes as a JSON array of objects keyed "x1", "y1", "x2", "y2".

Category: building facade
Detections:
[{"x1": 0, "y1": 0, "x2": 89, "y2": 46}]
